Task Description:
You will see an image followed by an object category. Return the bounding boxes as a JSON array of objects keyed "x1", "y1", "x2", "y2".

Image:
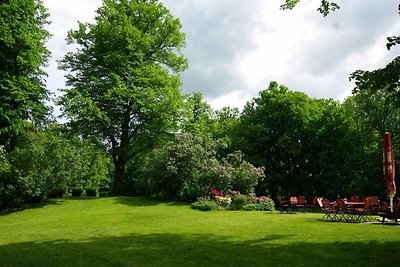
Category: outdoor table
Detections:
[{"x1": 346, "y1": 202, "x2": 365, "y2": 207}]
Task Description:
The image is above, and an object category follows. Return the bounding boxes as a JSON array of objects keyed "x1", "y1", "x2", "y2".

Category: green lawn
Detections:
[{"x1": 0, "y1": 197, "x2": 399, "y2": 266}]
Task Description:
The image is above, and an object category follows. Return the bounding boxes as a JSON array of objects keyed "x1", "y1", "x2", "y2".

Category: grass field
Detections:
[{"x1": 0, "y1": 197, "x2": 399, "y2": 266}]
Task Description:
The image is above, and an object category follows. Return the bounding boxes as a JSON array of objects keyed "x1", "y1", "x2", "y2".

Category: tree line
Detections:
[{"x1": 1, "y1": 0, "x2": 399, "y2": 210}]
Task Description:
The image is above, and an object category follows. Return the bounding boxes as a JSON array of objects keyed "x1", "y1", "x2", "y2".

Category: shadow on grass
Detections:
[
  {"x1": 0, "y1": 199, "x2": 62, "y2": 216},
  {"x1": 1, "y1": 232, "x2": 399, "y2": 266},
  {"x1": 113, "y1": 196, "x2": 169, "y2": 207},
  {"x1": 113, "y1": 196, "x2": 191, "y2": 207}
]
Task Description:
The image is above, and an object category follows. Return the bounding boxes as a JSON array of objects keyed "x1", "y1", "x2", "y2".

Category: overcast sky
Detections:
[{"x1": 43, "y1": 0, "x2": 400, "y2": 111}]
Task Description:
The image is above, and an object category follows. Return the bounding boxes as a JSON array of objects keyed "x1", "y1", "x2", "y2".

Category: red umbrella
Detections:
[{"x1": 383, "y1": 132, "x2": 396, "y2": 212}]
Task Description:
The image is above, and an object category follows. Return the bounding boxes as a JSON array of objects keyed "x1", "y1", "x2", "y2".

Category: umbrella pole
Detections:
[{"x1": 390, "y1": 196, "x2": 394, "y2": 213}]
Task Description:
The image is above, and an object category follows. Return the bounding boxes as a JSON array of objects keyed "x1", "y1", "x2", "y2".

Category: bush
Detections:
[
  {"x1": 215, "y1": 195, "x2": 232, "y2": 208},
  {"x1": 191, "y1": 199, "x2": 219, "y2": 211},
  {"x1": 225, "y1": 151, "x2": 265, "y2": 195},
  {"x1": 132, "y1": 133, "x2": 265, "y2": 202},
  {"x1": 242, "y1": 200, "x2": 275, "y2": 211},
  {"x1": 0, "y1": 125, "x2": 112, "y2": 210},
  {"x1": 230, "y1": 195, "x2": 248, "y2": 210}
]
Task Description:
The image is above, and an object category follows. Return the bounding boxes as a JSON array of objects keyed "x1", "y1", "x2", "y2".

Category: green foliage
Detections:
[
  {"x1": 280, "y1": 0, "x2": 339, "y2": 16},
  {"x1": 280, "y1": 0, "x2": 301, "y2": 10},
  {"x1": 58, "y1": 0, "x2": 187, "y2": 195},
  {"x1": 346, "y1": 58, "x2": 400, "y2": 198},
  {"x1": 386, "y1": 36, "x2": 400, "y2": 50},
  {"x1": 317, "y1": 0, "x2": 340, "y2": 17},
  {"x1": 229, "y1": 194, "x2": 248, "y2": 210},
  {"x1": 224, "y1": 151, "x2": 265, "y2": 195},
  {"x1": 0, "y1": 125, "x2": 112, "y2": 209},
  {"x1": 232, "y1": 81, "x2": 366, "y2": 199},
  {"x1": 181, "y1": 92, "x2": 216, "y2": 138},
  {"x1": 0, "y1": 145, "x2": 21, "y2": 208},
  {"x1": 190, "y1": 199, "x2": 219, "y2": 211},
  {"x1": 241, "y1": 202, "x2": 273, "y2": 211},
  {"x1": 351, "y1": 56, "x2": 400, "y2": 111},
  {"x1": 0, "y1": 0, "x2": 51, "y2": 148},
  {"x1": 214, "y1": 107, "x2": 240, "y2": 139},
  {"x1": 132, "y1": 133, "x2": 264, "y2": 201}
]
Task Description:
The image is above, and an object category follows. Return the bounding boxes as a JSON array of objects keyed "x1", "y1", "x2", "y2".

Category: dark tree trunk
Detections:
[{"x1": 112, "y1": 156, "x2": 127, "y2": 196}]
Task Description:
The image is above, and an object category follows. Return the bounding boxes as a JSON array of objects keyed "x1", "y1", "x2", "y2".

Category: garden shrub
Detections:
[
  {"x1": 225, "y1": 151, "x2": 265, "y2": 195},
  {"x1": 132, "y1": 132, "x2": 265, "y2": 202},
  {"x1": 191, "y1": 199, "x2": 219, "y2": 211},
  {"x1": 230, "y1": 194, "x2": 248, "y2": 210},
  {"x1": 215, "y1": 195, "x2": 232, "y2": 208},
  {"x1": 242, "y1": 198, "x2": 275, "y2": 211},
  {"x1": 0, "y1": 125, "x2": 112, "y2": 210}
]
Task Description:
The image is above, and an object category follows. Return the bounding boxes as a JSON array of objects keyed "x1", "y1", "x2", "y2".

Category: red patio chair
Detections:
[
  {"x1": 353, "y1": 197, "x2": 372, "y2": 222},
  {"x1": 363, "y1": 196, "x2": 380, "y2": 214},
  {"x1": 306, "y1": 196, "x2": 319, "y2": 212},
  {"x1": 296, "y1": 196, "x2": 306, "y2": 211},
  {"x1": 277, "y1": 196, "x2": 290, "y2": 213},
  {"x1": 336, "y1": 198, "x2": 354, "y2": 222},
  {"x1": 320, "y1": 198, "x2": 339, "y2": 221},
  {"x1": 348, "y1": 195, "x2": 359, "y2": 202}
]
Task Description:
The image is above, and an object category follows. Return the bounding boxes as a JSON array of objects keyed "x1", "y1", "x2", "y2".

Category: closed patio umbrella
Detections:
[{"x1": 383, "y1": 132, "x2": 396, "y2": 212}]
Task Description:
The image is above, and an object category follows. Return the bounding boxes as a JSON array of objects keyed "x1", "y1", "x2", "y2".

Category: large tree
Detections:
[
  {"x1": 233, "y1": 82, "x2": 364, "y2": 199},
  {"x1": 0, "y1": 0, "x2": 51, "y2": 148},
  {"x1": 58, "y1": 0, "x2": 187, "y2": 195}
]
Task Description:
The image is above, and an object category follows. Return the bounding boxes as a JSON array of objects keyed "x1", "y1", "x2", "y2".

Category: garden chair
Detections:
[
  {"x1": 277, "y1": 197, "x2": 290, "y2": 213},
  {"x1": 306, "y1": 196, "x2": 319, "y2": 212},
  {"x1": 319, "y1": 198, "x2": 339, "y2": 221},
  {"x1": 289, "y1": 196, "x2": 297, "y2": 212},
  {"x1": 363, "y1": 196, "x2": 380, "y2": 215},
  {"x1": 295, "y1": 196, "x2": 306, "y2": 212},
  {"x1": 336, "y1": 198, "x2": 354, "y2": 222},
  {"x1": 353, "y1": 197, "x2": 372, "y2": 222},
  {"x1": 348, "y1": 195, "x2": 359, "y2": 202}
]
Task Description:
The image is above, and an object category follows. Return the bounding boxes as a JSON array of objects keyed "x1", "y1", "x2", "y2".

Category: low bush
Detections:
[
  {"x1": 191, "y1": 199, "x2": 219, "y2": 211},
  {"x1": 242, "y1": 201, "x2": 275, "y2": 211},
  {"x1": 230, "y1": 195, "x2": 248, "y2": 210},
  {"x1": 0, "y1": 125, "x2": 113, "y2": 210}
]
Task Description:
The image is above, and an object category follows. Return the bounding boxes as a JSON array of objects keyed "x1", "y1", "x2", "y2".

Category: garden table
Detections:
[{"x1": 345, "y1": 202, "x2": 365, "y2": 207}]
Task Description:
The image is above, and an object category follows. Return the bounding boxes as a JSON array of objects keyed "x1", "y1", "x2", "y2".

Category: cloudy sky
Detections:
[{"x1": 43, "y1": 0, "x2": 400, "y2": 111}]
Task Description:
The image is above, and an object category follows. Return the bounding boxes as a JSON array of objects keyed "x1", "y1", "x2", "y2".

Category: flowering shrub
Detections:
[
  {"x1": 215, "y1": 196, "x2": 232, "y2": 207},
  {"x1": 230, "y1": 190, "x2": 241, "y2": 196},
  {"x1": 242, "y1": 196, "x2": 275, "y2": 211},
  {"x1": 211, "y1": 188, "x2": 224, "y2": 197},
  {"x1": 132, "y1": 133, "x2": 265, "y2": 202},
  {"x1": 191, "y1": 189, "x2": 275, "y2": 211},
  {"x1": 247, "y1": 193, "x2": 259, "y2": 204}
]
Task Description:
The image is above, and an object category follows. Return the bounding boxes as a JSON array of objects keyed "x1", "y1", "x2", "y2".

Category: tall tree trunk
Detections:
[{"x1": 112, "y1": 155, "x2": 126, "y2": 195}]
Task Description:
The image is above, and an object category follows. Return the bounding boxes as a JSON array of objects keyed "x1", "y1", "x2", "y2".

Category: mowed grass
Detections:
[{"x1": 0, "y1": 197, "x2": 399, "y2": 266}]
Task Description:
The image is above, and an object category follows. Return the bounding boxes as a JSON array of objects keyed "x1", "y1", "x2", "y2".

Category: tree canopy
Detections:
[
  {"x1": 58, "y1": 0, "x2": 187, "y2": 195},
  {"x1": 0, "y1": 0, "x2": 51, "y2": 148}
]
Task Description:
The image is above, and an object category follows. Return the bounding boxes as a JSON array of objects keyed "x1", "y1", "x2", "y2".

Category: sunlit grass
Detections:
[{"x1": 0, "y1": 197, "x2": 399, "y2": 266}]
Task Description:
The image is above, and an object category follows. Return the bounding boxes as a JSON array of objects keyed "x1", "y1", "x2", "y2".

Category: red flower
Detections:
[{"x1": 211, "y1": 188, "x2": 224, "y2": 196}]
